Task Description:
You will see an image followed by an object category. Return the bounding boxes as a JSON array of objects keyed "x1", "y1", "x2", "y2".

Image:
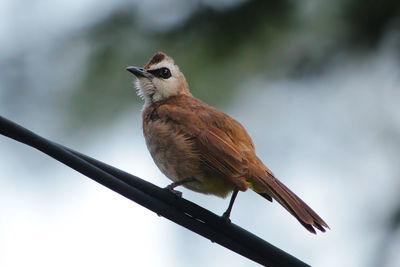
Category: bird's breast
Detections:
[
  {"x1": 142, "y1": 117, "x2": 234, "y2": 197},
  {"x1": 143, "y1": 118, "x2": 200, "y2": 181}
]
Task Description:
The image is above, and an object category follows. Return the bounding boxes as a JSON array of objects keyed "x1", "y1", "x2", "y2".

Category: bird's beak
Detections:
[{"x1": 126, "y1": 66, "x2": 151, "y2": 78}]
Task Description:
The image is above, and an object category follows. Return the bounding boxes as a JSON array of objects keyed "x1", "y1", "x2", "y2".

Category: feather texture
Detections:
[{"x1": 142, "y1": 95, "x2": 329, "y2": 233}]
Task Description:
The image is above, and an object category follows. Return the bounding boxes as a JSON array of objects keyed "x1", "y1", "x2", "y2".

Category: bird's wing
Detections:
[{"x1": 156, "y1": 101, "x2": 253, "y2": 190}]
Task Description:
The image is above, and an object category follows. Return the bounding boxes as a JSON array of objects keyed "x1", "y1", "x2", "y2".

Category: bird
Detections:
[{"x1": 126, "y1": 52, "x2": 329, "y2": 234}]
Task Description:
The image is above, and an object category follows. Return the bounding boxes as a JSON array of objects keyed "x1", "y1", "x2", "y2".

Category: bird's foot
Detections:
[
  {"x1": 164, "y1": 185, "x2": 183, "y2": 198},
  {"x1": 221, "y1": 212, "x2": 232, "y2": 223}
]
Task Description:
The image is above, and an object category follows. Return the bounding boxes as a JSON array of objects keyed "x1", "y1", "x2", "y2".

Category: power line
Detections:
[{"x1": 0, "y1": 115, "x2": 310, "y2": 267}]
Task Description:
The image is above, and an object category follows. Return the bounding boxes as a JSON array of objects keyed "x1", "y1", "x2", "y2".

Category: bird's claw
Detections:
[
  {"x1": 164, "y1": 185, "x2": 183, "y2": 198},
  {"x1": 221, "y1": 212, "x2": 232, "y2": 223}
]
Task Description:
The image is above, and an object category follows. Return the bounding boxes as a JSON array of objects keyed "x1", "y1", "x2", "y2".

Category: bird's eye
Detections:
[
  {"x1": 159, "y1": 68, "x2": 171, "y2": 79},
  {"x1": 149, "y1": 67, "x2": 171, "y2": 79}
]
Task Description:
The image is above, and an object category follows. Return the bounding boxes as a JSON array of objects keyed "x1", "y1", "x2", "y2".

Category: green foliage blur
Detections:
[{"x1": 68, "y1": 0, "x2": 400, "y2": 127}]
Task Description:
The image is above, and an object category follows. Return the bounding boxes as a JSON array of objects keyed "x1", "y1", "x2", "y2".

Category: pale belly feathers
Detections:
[{"x1": 143, "y1": 120, "x2": 234, "y2": 198}]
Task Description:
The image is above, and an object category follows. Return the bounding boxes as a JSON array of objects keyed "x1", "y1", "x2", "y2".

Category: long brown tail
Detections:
[{"x1": 250, "y1": 163, "x2": 329, "y2": 234}]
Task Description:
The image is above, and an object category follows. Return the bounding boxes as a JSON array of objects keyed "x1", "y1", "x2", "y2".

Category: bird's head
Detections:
[{"x1": 127, "y1": 52, "x2": 190, "y2": 106}]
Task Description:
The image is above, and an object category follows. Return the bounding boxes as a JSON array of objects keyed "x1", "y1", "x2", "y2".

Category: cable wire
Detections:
[{"x1": 0, "y1": 115, "x2": 310, "y2": 267}]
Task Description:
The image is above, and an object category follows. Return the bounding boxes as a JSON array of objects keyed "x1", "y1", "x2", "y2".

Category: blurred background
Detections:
[{"x1": 1, "y1": 0, "x2": 400, "y2": 266}]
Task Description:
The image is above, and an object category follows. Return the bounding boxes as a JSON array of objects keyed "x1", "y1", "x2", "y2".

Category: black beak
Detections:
[{"x1": 126, "y1": 66, "x2": 150, "y2": 78}]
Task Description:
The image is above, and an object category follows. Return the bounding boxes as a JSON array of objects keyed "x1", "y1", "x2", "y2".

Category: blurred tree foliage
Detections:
[
  {"x1": 67, "y1": 0, "x2": 400, "y2": 128},
  {"x1": 344, "y1": 0, "x2": 400, "y2": 46},
  {"x1": 69, "y1": 0, "x2": 295, "y2": 126}
]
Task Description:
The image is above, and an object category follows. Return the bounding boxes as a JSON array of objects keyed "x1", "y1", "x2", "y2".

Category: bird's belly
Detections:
[{"x1": 143, "y1": 122, "x2": 233, "y2": 197}]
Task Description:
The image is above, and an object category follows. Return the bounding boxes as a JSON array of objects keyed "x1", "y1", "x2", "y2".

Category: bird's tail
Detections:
[{"x1": 249, "y1": 160, "x2": 329, "y2": 234}]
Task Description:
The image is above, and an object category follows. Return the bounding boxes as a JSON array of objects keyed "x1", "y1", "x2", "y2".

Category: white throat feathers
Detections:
[{"x1": 134, "y1": 52, "x2": 190, "y2": 108}]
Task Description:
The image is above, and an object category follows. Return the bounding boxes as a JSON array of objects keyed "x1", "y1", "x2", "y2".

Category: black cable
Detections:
[{"x1": 0, "y1": 115, "x2": 310, "y2": 267}]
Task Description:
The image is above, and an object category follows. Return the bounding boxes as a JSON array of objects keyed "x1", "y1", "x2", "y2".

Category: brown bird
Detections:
[{"x1": 126, "y1": 52, "x2": 329, "y2": 234}]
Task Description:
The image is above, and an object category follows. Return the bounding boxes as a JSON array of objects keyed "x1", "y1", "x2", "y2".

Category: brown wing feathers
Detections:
[{"x1": 153, "y1": 95, "x2": 328, "y2": 233}]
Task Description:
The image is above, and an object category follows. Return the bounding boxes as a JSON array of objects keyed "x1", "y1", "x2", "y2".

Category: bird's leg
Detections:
[
  {"x1": 165, "y1": 177, "x2": 197, "y2": 198},
  {"x1": 222, "y1": 190, "x2": 239, "y2": 222}
]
